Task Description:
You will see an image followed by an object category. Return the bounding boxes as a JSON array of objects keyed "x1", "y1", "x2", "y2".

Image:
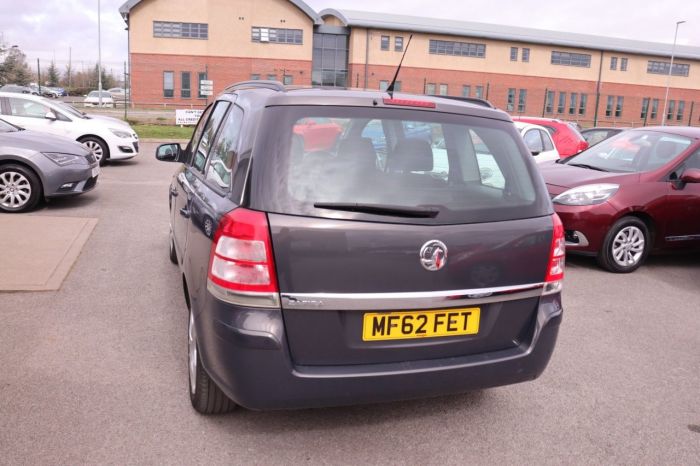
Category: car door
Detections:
[
  {"x1": 171, "y1": 104, "x2": 214, "y2": 262},
  {"x1": 0, "y1": 97, "x2": 66, "y2": 135},
  {"x1": 664, "y1": 147, "x2": 700, "y2": 246},
  {"x1": 538, "y1": 128, "x2": 560, "y2": 161},
  {"x1": 523, "y1": 127, "x2": 554, "y2": 164},
  {"x1": 178, "y1": 101, "x2": 232, "y2": 305}
]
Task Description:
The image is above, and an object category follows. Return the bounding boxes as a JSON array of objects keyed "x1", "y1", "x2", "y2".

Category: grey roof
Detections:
[
  {"x1": 119, "y1": 0, "x2": 322, "y2": 25},
  {"x1": 320, "y1": 9, "x2": 700, "y2": 61}
]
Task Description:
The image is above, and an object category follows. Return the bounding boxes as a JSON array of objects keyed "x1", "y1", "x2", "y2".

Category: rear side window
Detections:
[
  {"x1": 193, "y1": 101, "x2": 230, "y2": 172},
  {"x1": 205, "y1": 106, "x2": 243, "y2": 189},
  {"x1": 251, "y1": 106, "x2": 549, "y2": 225},
  {"x1": 8, "y1": 98, "x2": 49, "y2": 119}
]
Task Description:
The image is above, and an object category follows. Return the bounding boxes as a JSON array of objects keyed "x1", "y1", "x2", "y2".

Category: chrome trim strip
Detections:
[
  {"x1": 207, "y1": 280, "x2": 280, "y2": 309},
  {"x1": 281, "y1": 283, "x2": 545, "y2": 311},
  {"x1": 666, "y1": 234, "x2": 700, "y2": 242}
]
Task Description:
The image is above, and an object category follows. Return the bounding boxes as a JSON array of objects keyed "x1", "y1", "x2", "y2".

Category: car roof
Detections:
[
  {"x1": 220, "y1": 82, "x2": 513, "y2": 122},
  {"x1": 581, "y1": 127, "x2": 629, "y2": 132},
  {"x1": 630, "y1": 126, "x2": 700, "y2": 139},
  {"x1": 0, "y1": 91, "x2": 48, "y2": 102}
]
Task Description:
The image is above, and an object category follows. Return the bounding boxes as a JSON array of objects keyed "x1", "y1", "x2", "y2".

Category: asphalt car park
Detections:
[{"x1": 0, "y1": 142, "x2": 698, "y2": 464}]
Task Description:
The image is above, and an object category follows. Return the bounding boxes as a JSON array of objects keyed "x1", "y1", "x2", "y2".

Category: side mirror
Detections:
[
  {"x1": 156, "y1": 143, "x2": 182, "y2": 162},
  {"x1": 680, "y1": 168, "x2": 700, "y2": 184},
  {"x1": 45, "y1": 111, "x2": 57, "y2": 121}
]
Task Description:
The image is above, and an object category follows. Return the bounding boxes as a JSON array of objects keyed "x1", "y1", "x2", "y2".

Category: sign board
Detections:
[
  {"x1": 199, "y1": 84, "x2": 213, "y2": 90},
  {"x1": 199, "y1": 90, "x2": 213, "y2": 96},
  {"x1": 175, "y1": 109, "x2": 205, "y2": 126},
  {"x1": 200, "y1": 80, "x2": 213, "y2": 86}
]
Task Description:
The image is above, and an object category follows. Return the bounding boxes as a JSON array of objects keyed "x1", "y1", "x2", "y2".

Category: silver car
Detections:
[{"x1": 0, "y1": 118, "x2": 100, "y2": 212}]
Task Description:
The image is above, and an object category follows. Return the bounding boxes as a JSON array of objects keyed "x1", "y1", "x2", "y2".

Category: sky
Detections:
[{"x1": 0, "y1": 0, "x2": 697, "y2": 79}]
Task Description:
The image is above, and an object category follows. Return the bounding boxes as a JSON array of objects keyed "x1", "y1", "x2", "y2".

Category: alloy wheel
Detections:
[
  {"x1": 611, "y1": 226, "x2": 645, "y2": 267},
  {"x1": 83, "y1": 140, "x2": 104, "y2": 162},
  {"x1": 0, "y1": 171, "x2": 32, "y2": 210}
]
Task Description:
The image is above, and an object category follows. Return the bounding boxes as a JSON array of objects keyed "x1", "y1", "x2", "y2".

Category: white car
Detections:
[
  {"x1": 83, "y1": 90, "x2": 114, "y2": 108},
  {"x1": 514, "y1": 121, "x2": 560, "y2": 163},
  {"x1": 108, "y1": 88, "x2": 126, "y2": 102},
  {"x1": 0, "y1": 91, "x2": 139, "y2": 165}
]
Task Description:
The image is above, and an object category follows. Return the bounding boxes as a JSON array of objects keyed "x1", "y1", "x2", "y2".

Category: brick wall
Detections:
[{"x1": 130, "y1": 53, "x2": 312, "y2": 107}]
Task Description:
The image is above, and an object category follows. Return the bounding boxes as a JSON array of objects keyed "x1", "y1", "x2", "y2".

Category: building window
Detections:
[
  {"x1": 651, "y1": 99, "x2": 659, "y2": 119},
  {"x1": 615, "y1": 96, "x2": 624, "y2": 117},
  {"x1": 545, "y1": 90, "x2": 554, "y2": 114},
  {"x1": 379, "y1": 80, "x2": 389, "y2": 91},
  {"x1": 605, "y1": 96, "x2": 614, "y2": 117},
  {"x1": 475, "y1": 86, "x2": 484, "y2": 99},
  {"x1": 510, "y1": 47, "x2": 518, "y2": 61},
  {"x1": 677, "y1": 101, "x2": 685, "y2": 121},
  {"x1": 439, "y1": 84, "x2": 448, "y2": 96},
  {"x1": 621, "y1": 58, "x2": 628, "y2": 71},
  {"x1": 267, "y1": 74, "x2": 276, "y2": 81},
  {"x1": 610, "y1": 57, "x2": 618, "y2": 70},
  {"x1": 197, "y1": 72, "x2": 207, "y2": 98},
  {"x1": 312, "y1": 33, "x2": 348, "y2": 88},
  {"x1": 250, "y1": 74, "x2": 260, "y2": 80},
  {"x1": 154, "y1": 21, "x2": 208, "y2": 39},
  {"x1": 557, "y1": 92, "x2": 566, "y2": 114},
  {"x1": 429, "y1": 40, "x2": 486, "y2": 58},
  {"x1": 522, "y1": 48, "x2": 530, "y2": 62},
  {"x1": 506, "y1": 88, "x2": 516, "y2": 111},
  {"x1": 667, "y1": 100, "x2": 675, "y2": 121},
  {"x1": 578, "y1": 94, "x2": 587, "y2": 115},
  {"x1": 181, "y1": 71, "x2": 191, "y2": 98},
  {"x1": 381, "y1": 35, "x2": 390, "y2": 51},
  {"x1": 395, "y1": 36, "x2": 404, "y2": 52},
  {"x1": 569, "y1": 93, "x2": 578, "y2": 115},
  {"x1": 518, "y1": 89, "x2": 527, "y2": 113},
  {"x1": 647, "y1": 60, "x2": 690, "y2": 77},
  {"x1": 551, "y1": 51, "x2": 591, "y2": 67},
  {"x1": 251, "y1": 27, "x2": 303, "y2": 44},
  {"x1": 163, "y1": 71, "x2": 174, "y2": 98},
  {"x1": 641, "y1": 98, "x2": 650, "y2": 119},
  {"x1": 425, "y1": 83, "x2": 436, "y2": 95},
  {"x1": 283, "y1": 75, "x2": 293, "y2": 85},
  {"x1": 462, "y1": 85, "x2": 471, "y2": 97}
]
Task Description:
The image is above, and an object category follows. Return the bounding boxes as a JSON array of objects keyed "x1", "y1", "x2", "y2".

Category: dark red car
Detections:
[
  {"x1": 540, "y1": 126, "x2": 700, "y2": 272},
  {"x1": 513, "y1": 117, "x2": 588, "y2": 157}
]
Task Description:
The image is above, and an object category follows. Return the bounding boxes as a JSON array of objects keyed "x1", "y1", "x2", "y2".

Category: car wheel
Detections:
[
  {"x1": 169, "y1": 230, "x2": 178, "y2": 265},
  {"x1": 188, "y1": 309, "x2": 236, "y2": 414},
  {"x1": 0, "y1": 164, "x2": 42, "y2": 213},
  {"x1": 597, "y1": 217, "x2": 650, "y2": 273},
  {"x1": 80, "y1": 137, "x2": 109, "y2": 166}
]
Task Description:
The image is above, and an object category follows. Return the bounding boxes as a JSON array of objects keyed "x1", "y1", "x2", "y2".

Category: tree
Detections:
[
  {"x1": 92, "y1": 63, "x2": 115, "y2": 90},
  {"x1": 47, "y1": 61, "x2": 60, "y2": 87},
  {"x1": 1, "y1": 46, "x2": 32, "y2": 86}
]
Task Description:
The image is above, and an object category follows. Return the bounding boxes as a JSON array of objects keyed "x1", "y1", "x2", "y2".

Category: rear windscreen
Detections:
[{"x1": 250, "y1": 106, "x2": 551, "y2": 224}]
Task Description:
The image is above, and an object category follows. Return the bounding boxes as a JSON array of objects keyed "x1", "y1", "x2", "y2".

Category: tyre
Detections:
[
  {"x1": 169, "y1": 232, "x2": 178, "y2": 265},
  {"x1": 188, "y1": 309, "x2": 236, "y2": 414},
  {"x1": 597, "y1": 217, "x2": 650, "y2": 273},
  {"x1": 0, "y1": 164, "x2": 42, "y2": 213},
  {"x1": 80, "y1": 137, "x2": 109, "y2": 166}
]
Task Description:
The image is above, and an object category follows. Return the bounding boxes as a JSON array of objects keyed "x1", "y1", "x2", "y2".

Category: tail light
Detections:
[
  {"x1": 577, "y1": 140, "x2": 589, "y2": 153},
  {"x1": 208, "y1": 208, "x2": 278, "y2": 295},
  {"x1": 543, "y1": 213, "x2": 565, "y2": 295}
]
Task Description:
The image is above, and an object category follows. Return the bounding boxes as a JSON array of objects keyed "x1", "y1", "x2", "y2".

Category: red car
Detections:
[
  {"x1": 293, "y1": 117, "x2": 342, "y2": 151},
  {"x1": 540, "y1": 126, "x2": 700, "y2": 272},
  {"x1": 513, "y1": 117, "x2": 588, "y2": 157}
]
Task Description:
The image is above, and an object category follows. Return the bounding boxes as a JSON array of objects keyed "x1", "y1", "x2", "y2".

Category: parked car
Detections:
[
  {"x1": 0, "y1": 85, "x2": 39, "y2": 96},
  {"x1": 0, "y1": 118, "x2": 99, "y2": 212},
  {"x1": 155, "y1": 82, "x2": 564, "y2": 414},
  {"x1": 83, "y1": 91, "x2": 114, "y2": 108},
  {"x1": 515, "y1": 121, "x2": 560, "y2": 163},
  {"x1": 513, "y1": 117, "x2": 589, "y2": 157},
  {"x1": 108, "y1": 87, "x2": 126, "y2": 102},
  {"x1": 581, "y1": 127, "x2": 629, "y2": 147},
  {"x1": 30, "y1": 86, "x2": 59, "y2": 98},
  {"x1": 0, "y1": 91, "x2": 139, "y2": 165},
  {"x1": 540, "y1": 126, "x2": 700, "y2": 273}
]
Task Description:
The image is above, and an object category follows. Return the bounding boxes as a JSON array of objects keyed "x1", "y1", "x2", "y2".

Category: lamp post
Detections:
[
  {"x1": 661, "y1": 20, "x2": 685, "y2": 126},
  {"x1": 97, "y1": 0, "x2": 103, "y2": 107}
]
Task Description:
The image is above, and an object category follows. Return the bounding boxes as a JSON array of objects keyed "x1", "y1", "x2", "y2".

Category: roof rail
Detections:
[
  {"x1": 437, "y1": 95, "x2": 495, "y2": 109},
  {"x1": 223, "y1": 80, "x2": 286, "y2": 94}
]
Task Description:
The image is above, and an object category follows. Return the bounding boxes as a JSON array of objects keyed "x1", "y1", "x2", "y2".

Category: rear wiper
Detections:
[
  {"x1": 314, "y1": 202, "x2": 439, "y2": 218},
  {"x1": 567, "y1": 163, "x2": 608, "y2": 172}
]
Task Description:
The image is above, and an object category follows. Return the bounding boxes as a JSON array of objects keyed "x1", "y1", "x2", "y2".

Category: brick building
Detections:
[{"x1": 119, "y1": 0, "x2": 700, "y2": 127}]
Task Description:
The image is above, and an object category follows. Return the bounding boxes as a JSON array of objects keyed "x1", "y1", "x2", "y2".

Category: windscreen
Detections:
[
  {"x1": 565, "y1": 130, "x2": 692, "y2": 173},
  {"x1": 250, "y1": 106, "x2": 550, "y2": 225}
]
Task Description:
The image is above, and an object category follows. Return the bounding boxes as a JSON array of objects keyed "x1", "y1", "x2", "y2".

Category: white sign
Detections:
[
  {"x1": 199, "y1": 84, "x2": 213, "y2": 90},
  {"x1": 175, "y1": 109, "x2": 205, "y2": 126},
  {"x1": 200, "y1": 80, "x2": 213, "y2": 86},
  {"x1": 199, "y1": 90, "x2": 213, "y2": 96}
]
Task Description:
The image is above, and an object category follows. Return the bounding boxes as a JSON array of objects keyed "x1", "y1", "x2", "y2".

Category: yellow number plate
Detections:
[{"x1": 362, "y1": 308, "x2": 480, "y2": 341}]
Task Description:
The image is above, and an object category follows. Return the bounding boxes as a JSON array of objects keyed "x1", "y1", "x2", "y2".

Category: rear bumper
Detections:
[{"x1": 195, "y1": 292, "x2": 562, "y2": 410}]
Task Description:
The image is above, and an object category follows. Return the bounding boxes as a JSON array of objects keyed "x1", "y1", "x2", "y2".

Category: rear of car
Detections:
[
  {"x1": 514, "y1": 117, "x2": 588, "y2": 157},
  {"x1": 168, "y1": 87, "x2": 564, "y2": 412},
  {"x1": 83, "y1": 91, "x2": 114, "y2": 108}
]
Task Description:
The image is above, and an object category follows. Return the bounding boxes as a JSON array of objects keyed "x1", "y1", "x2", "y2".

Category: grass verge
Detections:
[{"x1": 133, "y1": 124, "x2": 193, "y2": 140}]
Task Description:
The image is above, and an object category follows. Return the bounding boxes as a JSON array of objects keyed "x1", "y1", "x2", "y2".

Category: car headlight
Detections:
[
  {"x1": 110, "y1": 128, "x2": 132, "y2": 138},
  {"x1": 553, "y1": 183, "x2": 619, "y2": 206},
  {"x1": 42, "y1": 152, "x2": 85, "y2": 166}
]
